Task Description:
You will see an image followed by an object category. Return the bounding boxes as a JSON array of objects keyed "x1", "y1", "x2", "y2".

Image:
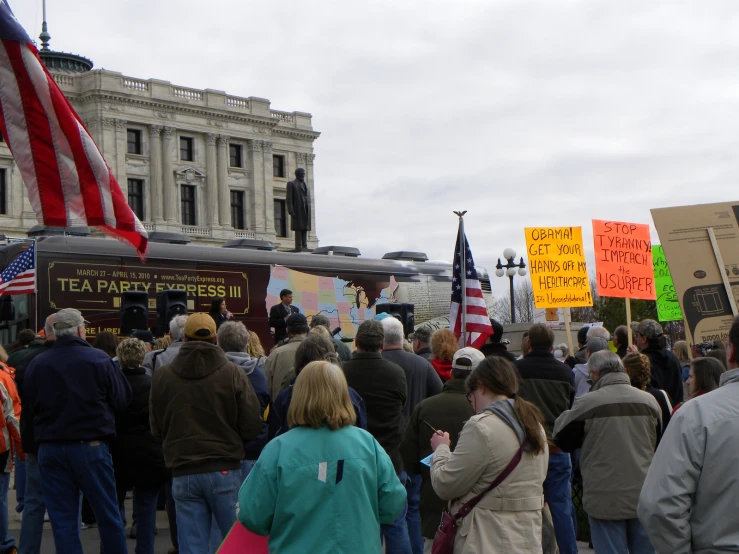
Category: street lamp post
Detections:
[{"x1": 495, "y1": 248, "x2": 527, "y2": 323}]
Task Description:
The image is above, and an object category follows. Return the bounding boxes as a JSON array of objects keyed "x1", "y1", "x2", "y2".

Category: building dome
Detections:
[{"x1": 37, "y1": 20, "x2": 93, "y2": 73}]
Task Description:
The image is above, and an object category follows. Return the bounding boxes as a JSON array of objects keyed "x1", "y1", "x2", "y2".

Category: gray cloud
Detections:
[{"x1": 13, "y1": 0, "x2": 739, "y2": 296}]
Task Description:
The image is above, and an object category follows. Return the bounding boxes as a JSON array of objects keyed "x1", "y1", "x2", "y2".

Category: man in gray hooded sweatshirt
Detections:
[
  {"x1": 638, "y1": 315, "x2": 739, "y2": 553},
  {"x1": 217, "y1": 321, "x2": 270, "y2": 474}
]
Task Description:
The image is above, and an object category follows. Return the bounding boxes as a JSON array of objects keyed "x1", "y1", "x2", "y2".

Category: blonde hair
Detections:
[
  {"x1": 155, "y1": 336, "x2": 172, "y2": 351},
  {"x1": 623, "y1": 352, "x2": 651, "y2": 391},
  {"x1": 288, "y1": 361, "x2": 356, "y2": 431},
  {"x1": 116, "y1": 338, "x2": 147, "y2": 370},
  {"x1": 431, "y1": 329, "x2": 458, "y2": 361},
  {"x1": 673, "y1": 340, "x2": 691, "y2": 364},
  {"x1": 309, "y1": 325, "x2": 332, "y2": 342},
  {"x1": 247, "y1": 331, "x2": 265, "y2": 358}
]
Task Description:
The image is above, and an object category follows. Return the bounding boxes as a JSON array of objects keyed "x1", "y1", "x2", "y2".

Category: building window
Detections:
[
  {"x1": 127, "y1": 129, "x2": 142, "y2": 155},
  {"x1": 127, "y1": 178, "x2": 144, "y2": 220},
  {"x1": 181, "y1": 185, "x2": 196, "y2": 225},
  {"x1": 229, "y1": 144, "x2": 242, "y2": 168},
  {"x1": 180, "y1": 137, "x2": 194, "y2": 161},
  {"x1": 0, "y1": 169, "x2": 6, "y2": 215},
  {"x1": 274, "y1": 199, "x2": 287, "y2": 237},
  {"x1": 231, "y1": 190, "x2": 245, "y2": 230},
  {"x1": 273, "y1": 155, "x2": 285, "y2": 178}
]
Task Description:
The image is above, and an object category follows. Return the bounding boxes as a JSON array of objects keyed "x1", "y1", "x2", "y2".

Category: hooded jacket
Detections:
[
  {"x1": 224, "y1": 351, "x2": 270, "y2": 460},
  {"x1": 572, "y1": 363, "x2": 591, "y2": 398},
  {"x1": 142, "y1": 340, "x2": 184, "y2": 376},
  {"x1": 642, "y1": 346, "x2": 683, "y2": 405},
  {"x1": 638, "y1": 367, "x2": 739, "y2": 553},
  {"x1": 553, "y1": 371, "x2": 661, "y2": 520},
  {"x1": 150, "y1": 341, "x2": 262, "y2": 477},
  {"x1": 480, "y1": 342, "x2": 517, "y2": 363}
]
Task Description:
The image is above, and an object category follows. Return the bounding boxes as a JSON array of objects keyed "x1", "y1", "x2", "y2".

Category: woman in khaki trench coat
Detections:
[{"x1": 430, "y1": 357, "x2": 549, "y2": 553}]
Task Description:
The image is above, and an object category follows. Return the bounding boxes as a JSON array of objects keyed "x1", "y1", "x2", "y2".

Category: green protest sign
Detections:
[{"x1": 652, "y1": 245, "x2": 684, "y2": 322}]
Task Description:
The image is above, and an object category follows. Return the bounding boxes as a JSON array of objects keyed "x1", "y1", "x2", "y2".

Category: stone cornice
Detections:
[
  {"x1": 272, "y1": 128, "x2": 321, "y2": 142},
  {"x1": 74, "y1": 91, "x2": 284, "y2": 134}
]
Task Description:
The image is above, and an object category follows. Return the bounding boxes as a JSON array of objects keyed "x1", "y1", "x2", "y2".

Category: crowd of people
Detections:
[{"x1": 0, "y1": 294, "x2": 734, "y2": 553}]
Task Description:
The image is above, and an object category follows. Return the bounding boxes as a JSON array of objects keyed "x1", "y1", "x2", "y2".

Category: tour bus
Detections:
[{"x1": 0, "y1": 233, "x2": 494, "y2": 347}]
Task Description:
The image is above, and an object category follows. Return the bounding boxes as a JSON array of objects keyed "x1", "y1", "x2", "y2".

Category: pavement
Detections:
[{"x1": 6, "y1": 473, "x2": 596, "y2": 553}]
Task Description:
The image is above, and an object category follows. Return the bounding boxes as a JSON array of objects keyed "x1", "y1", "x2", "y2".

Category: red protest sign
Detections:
[
  {"x1": 217, "y1": 522, "x2": 268, "y2": 554},
  {"x1": 592, "y1": 220, "x2": 656, "y2": 300}
]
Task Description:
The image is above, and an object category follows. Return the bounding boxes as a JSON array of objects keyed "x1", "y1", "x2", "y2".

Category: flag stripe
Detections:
[
  {"x1": 0, "y1": 5, "x2": 148, "y2": 256},
  {"x1": 3, "y1": 40, "x2": 66, "y2": 224},
  {"x1": 0, "y1": 40, "x2": 43, "y2": 219}
]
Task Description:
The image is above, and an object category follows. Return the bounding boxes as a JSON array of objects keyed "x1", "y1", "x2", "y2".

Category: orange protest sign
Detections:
[{"x1": 592, "y1": 220, "x2": 655, "y2": 300}]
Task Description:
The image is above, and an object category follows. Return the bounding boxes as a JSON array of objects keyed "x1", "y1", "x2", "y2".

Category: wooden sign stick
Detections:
[
  {"x1": 564, "y1": 308, "x2": 575, "y2": 357},
  {"x1": 626, "y1": 298, "x2": 633, "y2": 346}
]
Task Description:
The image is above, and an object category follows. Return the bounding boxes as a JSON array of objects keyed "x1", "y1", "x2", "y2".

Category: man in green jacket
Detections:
[{"x1": 400, "y1": 347, "x2": 479, "y2": 551}]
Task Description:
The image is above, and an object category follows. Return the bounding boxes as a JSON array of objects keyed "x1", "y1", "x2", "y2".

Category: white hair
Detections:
[
  {"x1": 169, "y1": 315, "x2": 188, "y2": 342},
  {"x1": 381, "y1": 317, "x2": 404, "y2": 347},
  {"x1": 588, "y1": 350, "x2": 623, "y2": 376},
  {"x1": 587, "y1": 326, "x2": 611, "y2": 342},
  {"x1": 54, "y1": 325, "x2": 80, "y2": 338},
  {"x1": 44, "y1": 315, "x2": 55, "y2": 339}
]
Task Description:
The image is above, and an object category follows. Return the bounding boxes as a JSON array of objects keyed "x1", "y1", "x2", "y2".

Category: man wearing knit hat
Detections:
[
  {"x1": 400, "y1": 347, "x2": 481, "y2": 552},
  {"x1": 150, "y1": 313, "x2": 262, "y2": 554}
]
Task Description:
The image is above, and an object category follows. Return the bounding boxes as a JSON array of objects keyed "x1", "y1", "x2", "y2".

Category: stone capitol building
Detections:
[{"x1": 0, "y1": 25, "x2": 320, "y2": 249}]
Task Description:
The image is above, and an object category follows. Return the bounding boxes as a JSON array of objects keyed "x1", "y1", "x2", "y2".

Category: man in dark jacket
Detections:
[
  {"x1": 381, "y1": 317, "x2": 442, "y2": 554},
  {"x1": 410, "y1": 325, "x2": 433, "y2": 360},
  {"x1": 635, "y1": 319, "x2": 683, "y2": 405},
  {"x1": 479, "y1": 318, "x2": 517, "y2": 362},
  {"x1": 268, "y1": 288, "x2": 300, "y2": 344},
  {"x1": 515, "y1": 324, "x2": 577, "y2": 554},
  {"x1": 400, "y1": 347, "x2": 480, "y2": 551},
  {"x1": 15, "y1": 315, "x2": 55, "y2": 554},
  {"x1": 150, "y1": 313, "x2": 262, "y2": 554},
  {"x1": 24, "y1": 308, "x2": 132, "y2": 554},
  {"x1": 344, "y1": 319, "x2": 410, "y2": 554}
]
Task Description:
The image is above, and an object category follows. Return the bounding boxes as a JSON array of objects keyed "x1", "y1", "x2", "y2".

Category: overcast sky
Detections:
[{"x1": 12, "y1": 0, "x2": 739, "y2": 296}]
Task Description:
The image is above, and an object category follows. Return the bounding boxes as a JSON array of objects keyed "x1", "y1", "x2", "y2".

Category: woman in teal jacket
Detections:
[{"x1": 238, "y1": 360, "x2": 407, "y2": 553}]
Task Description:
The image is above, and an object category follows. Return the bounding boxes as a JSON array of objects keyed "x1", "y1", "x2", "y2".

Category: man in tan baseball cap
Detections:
[{"x1": 149, "y1": 313, "x2": 261, "y2": 550}]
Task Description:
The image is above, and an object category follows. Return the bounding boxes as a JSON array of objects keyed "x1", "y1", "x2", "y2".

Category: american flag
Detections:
[
  {"x1": 0, "y1": 241, "x2": 35, "y2": 295},
  {"x1": 0, "y1": 1, "x2": 147, "y2": 256},
  {"x1": 450, "y1": 223, "x2": 493, "y2": 348}
]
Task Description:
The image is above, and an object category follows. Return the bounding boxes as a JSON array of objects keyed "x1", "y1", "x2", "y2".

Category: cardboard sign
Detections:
[
  {"x1": 651, "y1": 202, "x2": 739, "y2": 343},
  {"x1": 525, "y1": 227, "x2": 593, "y2": 308},
  {"x1": 217, "y1": 522, "x2": 268, "y2": 554},
  {"x1": 592, "y1": 220, "x2": 655, "y2": 300},
  {"x1": 652, "y1": 245, "x2": 684, "y2": 322}
]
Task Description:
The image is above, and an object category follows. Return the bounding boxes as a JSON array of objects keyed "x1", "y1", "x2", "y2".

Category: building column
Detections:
[
  {"x1": 261, "y1": 141, "x2": 275, "y2": 237},
  {"x1": 114, "y1": 119, "x2": 127, "y2": 189},
  {"x1": 161, "y1": 126, "x2": 176, "y2": 223},
  {"x1": 305, "y1": 153, "x2": 317, "y2": 243},
  {"x1": 248, "y1": 140, "x2": 266, "y2": 237},
  {"x1": 149, "y1": 125, "x2": 163, "y2": 223},
  {"x1": 205, "y1": 133, "x2": 218, "y2": 227},
  {"x1": 217, "y1": 135, "x2": 231, "y2": 227}
]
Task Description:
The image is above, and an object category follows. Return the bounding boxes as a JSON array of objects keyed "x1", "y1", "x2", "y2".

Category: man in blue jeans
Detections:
[
  {"x1": 150, "y1": 313, "x2": 262, "y2": 554},
  {"x1": 24, "y1": 308, "x2": 132, "y2": 554},
  {"x1": 515, "y1": 324, "x2": 578, "y2": 554}
]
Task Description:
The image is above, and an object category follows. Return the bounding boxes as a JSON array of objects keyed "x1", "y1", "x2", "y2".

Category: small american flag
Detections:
[
  {"x1": 0, "y1": 1, "x2": 147, "y2": 256},
  {"x1": 450, "y1": 223, "x2": 493, "y2": 348},
  {"x1": 0, "y1": 241, "x2": 35, "y2": 295}
]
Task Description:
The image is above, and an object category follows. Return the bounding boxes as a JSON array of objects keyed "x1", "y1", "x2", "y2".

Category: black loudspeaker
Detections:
[
  {"x1": 120, "y1": 291, "x2": 149, "y2": 335},
  {"x1": 376, "y1": 303, "x2": 415, "y2": 338},
  {"x1": 156, "y1": 290, "x2": 188, "y2": 336},
  {"x1": 0, "y1": 297, "x2": 14, "y2": 322}
]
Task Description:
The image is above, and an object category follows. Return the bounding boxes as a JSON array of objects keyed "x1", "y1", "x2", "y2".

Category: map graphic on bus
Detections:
[{"x1": 266, "y1": 265, "x2": 398, "y2": 337}]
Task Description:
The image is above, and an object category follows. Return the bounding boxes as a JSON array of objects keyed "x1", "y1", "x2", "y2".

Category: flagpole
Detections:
[
  {"x1": 454, "y1": 211, "x2": 467, "y2": 346},
  {"x1": 33, "y1": 238, "x2": 38, "y2": 332}
]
